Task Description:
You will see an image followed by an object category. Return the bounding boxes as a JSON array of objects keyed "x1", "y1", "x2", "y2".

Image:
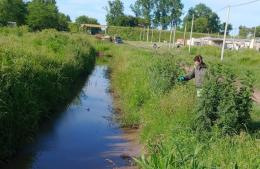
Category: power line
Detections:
[
  {"x1": 219, "y1": 0, "x2": 260, "y2": 11},
  {"x1": 230, "y1": 0, "x2": 260, "y2": 7}
]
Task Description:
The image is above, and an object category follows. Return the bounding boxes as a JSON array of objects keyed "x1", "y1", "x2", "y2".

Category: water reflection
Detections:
[{"x1": 2, "y1": 66, "x2": 137, "y2": 169}]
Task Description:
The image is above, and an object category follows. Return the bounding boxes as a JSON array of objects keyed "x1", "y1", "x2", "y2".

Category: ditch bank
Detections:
[
  {"x1": 1, "y1": 65, "x2": 141, "y2": 169},
  {"x1": 0, "y1": 30, "x2": 96, "y2": 161}
]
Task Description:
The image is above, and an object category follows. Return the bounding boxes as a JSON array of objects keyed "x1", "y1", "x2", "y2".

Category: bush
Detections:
[
  {"x1": 195, "y1": 64, "x2": 254, "y2": 134},
  {"x1": 147, "y1": 56, "x2": 184, "y2": 95}
]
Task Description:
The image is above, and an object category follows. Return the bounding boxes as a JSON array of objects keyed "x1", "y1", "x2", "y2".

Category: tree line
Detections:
[
  {"x1": 0, "y1": 0, "x2": 70, "y2": 31},
  {"x1": 0, "y1": 0, "x2": 259, "y2": 36},
  {"x1": 239, "y1": 26, "x2": 260, "y2": 38},
  {"x1": 0, "y1": 0, "x2": 100, "y2": 32},
  {"x1": 106, "y1": 0, "x2": 234, "y2": 34}
]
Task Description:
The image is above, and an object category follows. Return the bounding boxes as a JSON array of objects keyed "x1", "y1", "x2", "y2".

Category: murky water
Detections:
[{"x1": 2, "y1": 66, "x2": 137, "y2": 169}]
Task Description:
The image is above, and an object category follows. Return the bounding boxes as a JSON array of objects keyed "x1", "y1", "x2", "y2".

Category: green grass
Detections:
[
  {"x1": 0, "y1": 28, "x2": 96, "y2": 160},
  {"x1": 107, "y1": 26, "x2": 222, "y2": 42},
  {"x1": 126, "y1": 41, "x2": 260, "y2": 88},
  {"x1": 1, "y1": 26, "x2": 259, "y2": 167},
  {"x1": 93, "y1": 40, "x2": 260, "y2": 168}
]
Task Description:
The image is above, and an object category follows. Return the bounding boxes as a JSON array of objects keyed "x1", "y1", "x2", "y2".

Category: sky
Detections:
[{"x1": 57, "y1": 0, "x2": 260, "y2": 34}]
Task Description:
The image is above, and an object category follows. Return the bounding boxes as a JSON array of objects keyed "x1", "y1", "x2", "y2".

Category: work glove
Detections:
[{"x1": 178, "y1": 76, "x2": 185, "y2": 82}]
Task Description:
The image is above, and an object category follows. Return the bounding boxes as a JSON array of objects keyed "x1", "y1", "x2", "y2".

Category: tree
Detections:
[
  {"x1": 0, "y1": 0, "x2": 27, "y2": 26},
  {"x1": 184, "y1": 3, "x2": 220, "y2": 33},
  {"x1": 57, "y1": 13, "x2": 70, "y2": 31},
  {"x1": 153, "y1": 0, "x2": 183, "y2": 29},
  {"x1": 116, "y1": 15, "x2": 137, "y2": 27},
  {"x1": 75, "y1": 15, "x2": 99, "y2": 25},
  {"x1": 75, "y1": 15, "x2": 100, "y2": 34},
  {"x1": 239, "y1": 26, "x2": 251, "y2": 37},
  {"x1": 194, "y1": 17, "x2": 209, "y2": 33},
  {"x1": 220, "y1": 22, "x2": 233, "y2": 35},
  {"x1": 106, "y1": 0, "x2": 124, "y2": 26},
  {"x1": 239, "y1": 25, "x2": 260, "y2": 38},
  {"x1": 111, "y1": 15, "x2": 146, "y2": 27},
  {"x1": 256, "y1": 26, "x2": 260, "y2": 37},
  {"x1": 130, "y1": 0, "x2": 154, "y2": 26},
  {"x1": 26, "y1": 0, "x2": 60, "y2": 31}
]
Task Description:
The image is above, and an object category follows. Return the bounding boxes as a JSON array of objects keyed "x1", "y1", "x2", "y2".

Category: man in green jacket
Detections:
[{"x1": 178, "y1": 55, "x2": 207, "y2": 97}]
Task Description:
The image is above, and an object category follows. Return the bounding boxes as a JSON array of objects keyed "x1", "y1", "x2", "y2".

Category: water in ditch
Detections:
[{"x1": 2, "y1": 65, "x2": 139, "y2": 169}]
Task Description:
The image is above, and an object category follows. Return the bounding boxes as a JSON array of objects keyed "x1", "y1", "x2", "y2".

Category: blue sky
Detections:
[{"x1": 57, "y1": 0, "x2": 260, "y2": 34}]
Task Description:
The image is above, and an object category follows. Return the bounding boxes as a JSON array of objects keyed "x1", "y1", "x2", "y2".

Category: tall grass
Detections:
[
  {"x1": 0, "y1": 28, "x2": 96, "y2": 160},
  {"x1": 94, "y1": 41, "x2": 260, "y2": 168}
]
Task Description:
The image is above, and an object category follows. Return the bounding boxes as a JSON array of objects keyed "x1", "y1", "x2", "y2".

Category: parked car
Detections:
[{"x1": 114, "y1": 36, "x2": 123, "y2": 44}]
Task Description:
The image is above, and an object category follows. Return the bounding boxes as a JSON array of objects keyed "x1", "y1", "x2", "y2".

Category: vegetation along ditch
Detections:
[
  {"x1": 0, "y1": 27, "x2": 96, "y2": 161},
  {"x1": 95, "y1": 39, "x2": 260, "y2": 169},
  {"x1": 0, "y1": 27, "x2": 259, "y2": 169}
]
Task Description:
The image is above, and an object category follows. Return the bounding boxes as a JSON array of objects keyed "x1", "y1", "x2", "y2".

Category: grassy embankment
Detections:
[
  {"x1": 107, "y1": 26, "x2": 221, "y2": 42},
  {"x1": 94, "y1": 39, "x2": 260, "y2": 168},
  {"x1": 0, "y1": 27, "x2": 96, "y2": 160}
]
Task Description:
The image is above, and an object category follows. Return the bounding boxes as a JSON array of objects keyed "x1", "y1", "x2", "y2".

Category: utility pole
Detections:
[
  {"x1": 183, "y1": 23, "x2": 187, "y2": 46},
  {"x1": 169, "y1": 28, "x2": 172, "y2": 48},
  {"x1": 253, "y1": 26, "x2": 257, "y2": 48},
  {"x1": 140, "y1": 28, "x2": 142, "y2": 41},
  {"x1": 232, "y1": 34, "x2": 235, "y2": 50},
  {"x1": 189, "y1": 14, "x2": 194, "y2": 53},
  {"x1": 142, "y1": 27, "x2": 145, "y2": 41},
  {"x1": 169, "y1": 23, "x2": 173, "y2": 48},
  {"x1": 173, "y1": 24, "x2": 176, "y2": 48},
  {"x1": 221, "y1": 6, "x2": 231, "y2": 61},
  {"x1": 151, "y1": 28, "x2": 154, "y2": 43},
  {"x1": 159, "y1": 29, "x2": 162, "y2": 43},
  {"x1": 147, "y1": 26, "x2": 149, "y2": 42},
  {"x1": 253, "y1": 26, "x2": 257, "y2": 39}
]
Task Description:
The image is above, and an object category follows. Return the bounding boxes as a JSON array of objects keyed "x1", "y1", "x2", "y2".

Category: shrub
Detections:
[
  {"x1": 194, "y1": 64, "x2": 254, "y2": 134},
  {"x1": 147, "y1": 56, "x2": 184, "y2": 95}
]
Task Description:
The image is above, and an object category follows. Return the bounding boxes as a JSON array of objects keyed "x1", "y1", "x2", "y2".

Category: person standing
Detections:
[{"x1": 178, "y1": 55, "x2": 207, "y2": 97}]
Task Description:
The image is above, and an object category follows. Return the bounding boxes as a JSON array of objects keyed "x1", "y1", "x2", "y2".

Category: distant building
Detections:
[
  {"x1": 7, "y1": 21, "x2": 17, "y2": 27},
  {"x1": 187, "y1": 37, "x2": 259, "y2": 51}
]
